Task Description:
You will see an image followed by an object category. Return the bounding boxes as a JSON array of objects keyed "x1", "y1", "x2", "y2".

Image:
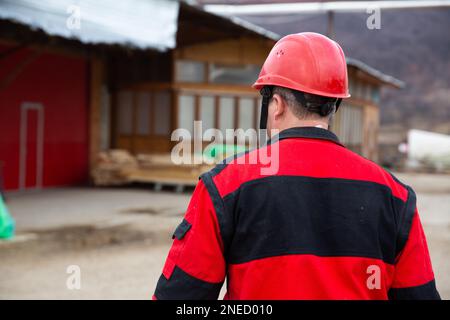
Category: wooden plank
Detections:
[
  {"x1": 172, "y1": 89, "x2": 179, "y2": 141},
  {"x1": 214, "y1": 95, "x2": 220, "y2": 129},
  {"x1": 194, "y1": 94, "x2": 200, "y2": 121},
  {"x1": 175, "y1": 37, "x2": 273, "y2": 65},
  {"x1": 109, "y1": 88, "x2": 118, "y2": 150},
  {"x1": 363, "y1": 104, "x2": 380, "y2": 162},
  {"x1": 126, "y1": 173, "x2": 198, "y2": 186},
  {"x1": 131, "y1": 91, "x2": 138, "y2": 154},
  {"x1": 150, "y1": 90, "x2": 156, "y2": 135},
  {"x1": 234, "y1": 96, "x2": 239, "y2": 131},
  {"x1": 123, "y1": 82, "x2": 260, "y2": 95},
  {"x1": 123, "y1": 166, "x2": 210, "y2": 186},
  {"x1": 253, "y1": 97, "x2": 258, "y2": 129},
  {"x1": 91, "y1": 150, "x2": 213, "y2": 187},
  {"x1": 176, "y1": 83, "x2": 260, "y2": 95},
  {"x1": 125, "y1": 82, "x2": 173, "y2": 91},
  {"x1": 89, "y1": 57, "x2": 104, "y2": 173}
]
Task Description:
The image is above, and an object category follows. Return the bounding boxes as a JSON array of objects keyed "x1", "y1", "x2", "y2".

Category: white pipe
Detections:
[{"x1": 205, "y1": 1, "x2": 450, "y2": 15}]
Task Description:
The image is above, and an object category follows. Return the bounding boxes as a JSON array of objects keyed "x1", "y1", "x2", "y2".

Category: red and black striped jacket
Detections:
[{"x1": 154, "y1": 127, "x2": 440, "y2": 300}]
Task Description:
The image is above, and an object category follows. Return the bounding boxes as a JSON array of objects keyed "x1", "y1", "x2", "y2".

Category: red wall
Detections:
[{"x1": 0, "y1": 44, "x2": 89, "y2": 191}]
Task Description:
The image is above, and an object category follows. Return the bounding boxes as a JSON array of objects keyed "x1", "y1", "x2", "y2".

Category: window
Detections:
[
  {"x1": 209, "y1": 63, "x2": 260, "y2": 85},
  {"x1": 238, "y1": 98, "x2": 255, "y2": 131},
  {"x1": 219, "y1": 97, "x2": 235, "y2": 140},
  {"x1": 356, "y1": 83, "x2": 372, "y2": 102},
  {"x1": 371, "y1": 87, "x2": 380, "y2": 104},
  {"x1": 353, "y1": 82, "x2": 362, "y2": 99},
  {"x1": 363, "y1": 84, "x2": 371, "y2": 101},
  {"x1": 154, "y1": 91, "x2": 171, "y2": 135},
  {"x1": 177, "y1": 95, "x2": 195, "y2": 134},
  {"x1": 174, "y1": 93, "x2": 261, "y2": 142},
  {"x1": 255, "y1": 97, "x2": 262, "y2": 128},
  {"x1": 118, "y1": 91, "x2": 133, "y2": 135},
  {"x1": 175, "y1": 60, "x2": 206, "y2": 83},
  {"x1": 200, "y1": 96, "x2": 215, "y2": 131},
  {"x1": 136, "y1": 92, "x2": 151, "y2": 135},
  {"x1": 334, "y1": 103, "x2": 363, "y2": 146},
  {"x1": 117, "y1": 89, "x2": 172, "y2": 139}
]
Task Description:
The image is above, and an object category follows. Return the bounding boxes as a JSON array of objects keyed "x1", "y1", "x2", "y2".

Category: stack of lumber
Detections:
[
  {"x1": 128, "y1": 154, "x2": 213, "y2": 186},
  {"x1": 91, "y1": 150, "x2": 214, "y2": 188},
  {"x1": 91, "y1": 149, "x2": 138, "y2": 186}
]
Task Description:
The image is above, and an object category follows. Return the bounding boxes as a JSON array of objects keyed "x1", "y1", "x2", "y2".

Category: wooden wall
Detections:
[
  {"x1": 110, "y1": 36, "x2": 273, "y2": 156},
  {"x1": 175, "y1": 37, "x2": 273, "y2": 65},
  {"x1": 363, "y1": 104, "x2": 380, "y2": 162}
]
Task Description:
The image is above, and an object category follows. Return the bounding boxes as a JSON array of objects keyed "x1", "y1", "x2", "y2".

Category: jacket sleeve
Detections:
[
  {"x1": 389, "y1": 205, "x2": 440, "y2": 300},
  {"x1": 153, "y1": 180, "x2": 226, "y2": 300}
]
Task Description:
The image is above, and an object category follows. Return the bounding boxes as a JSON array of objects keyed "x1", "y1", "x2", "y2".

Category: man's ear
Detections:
[{"x1": 271, "y1": 94, "x2": 286, "y2": 120}]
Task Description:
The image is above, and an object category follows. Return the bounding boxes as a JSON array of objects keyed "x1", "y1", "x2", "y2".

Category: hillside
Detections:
[
  {"x1": 201, "y1": 2, "x2": 450, "y2": 133},
  {"x1": 242, "y1": 9, "x2": 450, "y2": 133},
  {"x1": 240, "y1": 9, "x2": 450, "y2": 133}
]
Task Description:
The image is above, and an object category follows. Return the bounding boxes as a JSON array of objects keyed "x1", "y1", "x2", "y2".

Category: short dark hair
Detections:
[{"x1": 272, "y1": 86, "x2": 337, "y2": 120}]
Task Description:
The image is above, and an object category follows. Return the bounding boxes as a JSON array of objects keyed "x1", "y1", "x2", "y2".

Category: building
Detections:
[
  {"x1": 334, "y1": 58, "x2": 403, "y2": 161},
  {"x1": 0, "y1": 0, "x2": 181, "y2": 191},
  {"x1": 0, "y1": 0, "x2": 401, "y2": 192}
]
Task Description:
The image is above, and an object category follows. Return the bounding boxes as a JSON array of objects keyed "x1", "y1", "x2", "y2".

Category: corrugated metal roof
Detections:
[
  {"x1": 0, "y1": 0, "x2": 407, "y2": 89},
  {"x1": 0, "y1": 0, "x2": 179, "y2": 51},
  {"x1": 346, "y1": 57, "x2": 405, "y2": 88}
]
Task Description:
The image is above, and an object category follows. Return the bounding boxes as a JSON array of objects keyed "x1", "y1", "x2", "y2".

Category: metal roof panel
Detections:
[{"x1": 0, "y1": 0, "x2": 180, "y2": 51}]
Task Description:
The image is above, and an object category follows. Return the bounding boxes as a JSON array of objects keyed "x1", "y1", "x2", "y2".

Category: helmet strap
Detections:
[
  {"x1": 259, "y1": 87, "x2": 342, "y2": 129},
  {"x1": 335, "y1": 98, "x2": 342, "y2": 111},
  {"x1": 292, "y1": 90, "x2": 341, "y2": 117},
  {"x1": 259, "y1": 86, "x2": 273, "y2": 130}
]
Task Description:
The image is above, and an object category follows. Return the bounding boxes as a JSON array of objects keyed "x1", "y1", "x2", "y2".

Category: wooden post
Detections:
[
  {"x1": 326, "y1": 11, "x2": 335, "y2": 39},
  {"x1": 89, "y1": 57, "x2": 104, "y2": 179},
  {"x1": 363, "y1": 104, "x2": 380, "y2": 162},
  {"x1": 214, "y1": 96, "x2": 220, "y2": 130}
]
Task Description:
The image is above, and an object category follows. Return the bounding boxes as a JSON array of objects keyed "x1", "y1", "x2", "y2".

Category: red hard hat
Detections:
[{"x1": 253, "y1": 32, "x2": 350, "y2": 98}]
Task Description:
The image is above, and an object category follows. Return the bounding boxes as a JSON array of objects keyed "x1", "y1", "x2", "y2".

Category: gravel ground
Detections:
[{"x1": 0, "y1": 173, "x2": 449, "y2": 299}]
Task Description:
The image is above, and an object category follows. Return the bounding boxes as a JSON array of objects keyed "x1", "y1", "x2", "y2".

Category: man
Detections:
[{"x1": 153, "y1": 32, "x2": 440, "y2": 299}]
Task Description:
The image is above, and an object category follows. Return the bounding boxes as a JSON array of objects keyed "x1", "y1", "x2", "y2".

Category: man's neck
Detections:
[
  {"x1": 296, "y1": 120, "x2": 329, "y2": 129},
  {"x1": 275, "y1": 119, "x2": 329, "y2": 134}
]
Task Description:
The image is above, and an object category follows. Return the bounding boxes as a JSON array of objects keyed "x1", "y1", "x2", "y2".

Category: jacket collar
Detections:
[{"x1": 269, "y1": 126, "x2": 343, "y2": 147}]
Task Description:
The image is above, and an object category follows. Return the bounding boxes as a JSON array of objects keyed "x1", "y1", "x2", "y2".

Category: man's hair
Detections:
[{"x1": 272, "y1": 86, "x2": 337, "y2": 121}]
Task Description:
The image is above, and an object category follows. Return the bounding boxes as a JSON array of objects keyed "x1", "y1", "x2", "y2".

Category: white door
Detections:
[{"x1": 19, "y1": 103, "x2": 44, "y2": 190}]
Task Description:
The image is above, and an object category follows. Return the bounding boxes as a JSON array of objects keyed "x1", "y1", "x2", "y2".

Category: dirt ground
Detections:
[{"x1": 0, "y1": 173, "x2": 449, "y2": 300}]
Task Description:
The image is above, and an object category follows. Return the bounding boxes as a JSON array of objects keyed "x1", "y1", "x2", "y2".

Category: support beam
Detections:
[
  {"x1": 326, "y1": 11, "x2": 334, "y2": 39},
  {"x1": 89, "y1": 57, "x2": 104, "y2": 178}
]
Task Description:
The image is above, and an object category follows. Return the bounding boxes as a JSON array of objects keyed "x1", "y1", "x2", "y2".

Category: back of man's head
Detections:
[
  {"x1": 272, "y1": 86, "x2": 338, "y2": 122},
  {"x1": 253, "y1": 32, "x2": 350, "y2": 131}
]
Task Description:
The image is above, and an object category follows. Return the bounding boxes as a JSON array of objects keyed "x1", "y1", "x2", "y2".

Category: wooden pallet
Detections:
[
  {"x1": 92, "y1": 151, "x2": 214, "y2": 192},
  {"x1": 124, "y1": 168, "x2": 201, "y2": 192}
]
